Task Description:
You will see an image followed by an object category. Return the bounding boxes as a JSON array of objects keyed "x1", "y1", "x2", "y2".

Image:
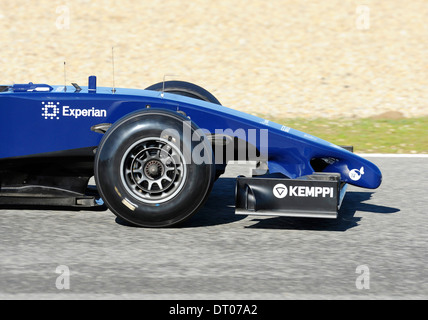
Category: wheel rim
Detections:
[{"x1": 120, "y1": 137, "x2": 187, "y2": 204}]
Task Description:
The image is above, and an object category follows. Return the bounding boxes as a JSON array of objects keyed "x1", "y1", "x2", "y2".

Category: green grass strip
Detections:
[{"x1": 266, "y1": 116, "x2": 428, "y2": 154}]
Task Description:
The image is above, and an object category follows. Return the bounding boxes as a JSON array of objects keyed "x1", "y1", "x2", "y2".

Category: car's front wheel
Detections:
[{"x1": 94, "y1": 109, "x2": 215, "y2": 227}]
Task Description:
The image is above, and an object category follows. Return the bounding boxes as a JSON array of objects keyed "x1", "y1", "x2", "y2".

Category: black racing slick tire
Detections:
[
  {"x1": 145, "y1": 80, "x2": 221, "y2": 105},
  {"x1": 145, "y1": 81, "x2": 225, "y2": 180},
  {"x1": 94, "y1": 109, "x2": 215, "y2": 227}
]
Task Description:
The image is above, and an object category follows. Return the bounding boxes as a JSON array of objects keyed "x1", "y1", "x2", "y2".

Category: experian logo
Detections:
[
  {"x1": 273, "y1": 183, "x2": 334, "y2": 198},
  {"x1": 41, "y1": 102, "x2": 107, "y2": 120}
]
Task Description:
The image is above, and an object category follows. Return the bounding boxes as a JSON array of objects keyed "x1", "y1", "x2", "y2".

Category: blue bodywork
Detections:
[{"x1": 0, "y1": 80, "x2": 382, "y2": 190}]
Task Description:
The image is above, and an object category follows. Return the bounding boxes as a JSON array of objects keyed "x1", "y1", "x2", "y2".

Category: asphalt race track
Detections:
[{"x1": 0, "y1": 155, "x2": 427, "y2": 299}]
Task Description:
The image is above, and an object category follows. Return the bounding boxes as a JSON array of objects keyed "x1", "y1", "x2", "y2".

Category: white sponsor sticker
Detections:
[
  {"x1": 273, "y1": 184, "x2": 334, "y2": 198},
  {"x1": 41, "y1": 101, "x2": 107, "y2": 120},
  {"x1": 273, "y1": 184, "x2": 288, "y2": 198},
  {"x1": 349, "y1": 167, "x2": 365, "y2": 181}
]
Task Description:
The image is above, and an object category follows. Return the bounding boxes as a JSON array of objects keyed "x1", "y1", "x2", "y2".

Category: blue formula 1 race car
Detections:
[{"x1": 0, "y1": 76, "x2": 382, "y2": 227}]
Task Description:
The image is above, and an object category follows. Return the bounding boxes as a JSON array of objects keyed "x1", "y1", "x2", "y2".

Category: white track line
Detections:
[{"x1": 357, "y1": 153, "x2": 428, "y2": 158}]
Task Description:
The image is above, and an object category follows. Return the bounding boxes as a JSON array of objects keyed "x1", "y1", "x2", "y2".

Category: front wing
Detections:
[{"x1": 235, "y1": 172, "x2": 347, "y2": 219}]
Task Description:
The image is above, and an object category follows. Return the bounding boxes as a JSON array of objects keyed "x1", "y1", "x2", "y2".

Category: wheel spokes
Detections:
[{"x1": 121, "y1": 138, "x2": 186, "y2": 203}]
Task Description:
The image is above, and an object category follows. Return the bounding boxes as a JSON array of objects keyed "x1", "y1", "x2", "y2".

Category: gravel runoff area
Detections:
[{"x1": 1, "y1": 0, "x2": 427, "y2": 119}]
